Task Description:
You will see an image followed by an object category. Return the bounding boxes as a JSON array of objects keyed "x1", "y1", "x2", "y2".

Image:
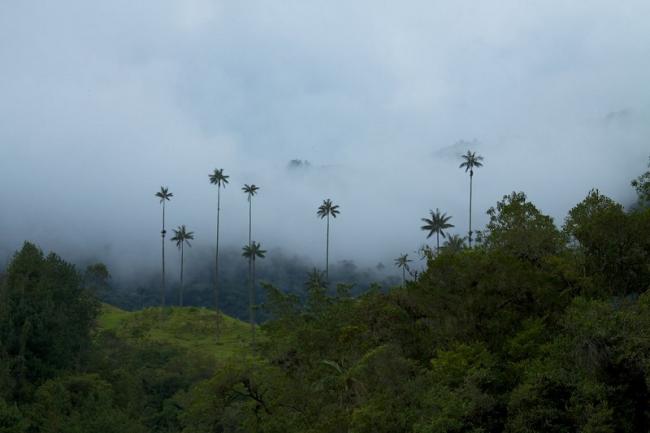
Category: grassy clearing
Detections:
[{"x1": 97, "y1": 304, "x2": 257, "y2": 362}]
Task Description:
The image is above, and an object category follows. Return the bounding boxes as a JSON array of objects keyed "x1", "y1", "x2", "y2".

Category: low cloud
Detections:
[{"x1": 1, "y1": 0, "x2": 649, "y2": 281}]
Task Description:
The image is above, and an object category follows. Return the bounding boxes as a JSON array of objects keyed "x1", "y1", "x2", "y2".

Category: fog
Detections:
[{"x1": 1, "y1": 1, "x2": 649, "y2": 283}]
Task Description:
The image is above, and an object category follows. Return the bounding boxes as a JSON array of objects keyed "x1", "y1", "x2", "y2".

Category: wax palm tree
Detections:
[
  {"x1": 394, "y1": 253, "x2": 412, "y2": 284},
  {"x1": 155, "y1": 186, "x2": 173, "y2": 307},
  {"x1": 317, "y1": 199, "x2": 340, "y2": 281},
  {"x1": 242, "y1": 241, "x2": 266, "y2": 348},
  {"x1": 209, "y1": 168, "x2": 229, "y2": 337},
  {"x1": 421, "y1": 208, "x2": 454, "y2": 251},
  {"x1": 459, "y1": 150, "x2": 484, "y2": 247},
  {"x1": 170, "y1": 225, "x2": 194, "y2": 307},
  {"x1": 242, "y1": 184, "x2": 260, "y2": 247},
  {"x1": 442, "y1": 234, "x2": 466, "y2": 253}
]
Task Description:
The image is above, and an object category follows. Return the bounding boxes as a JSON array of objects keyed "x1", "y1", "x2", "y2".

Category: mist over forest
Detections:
[
  {"x1": 3, "y1": 2, "x2": 650, "y2": 432},
  {"x1": 1, "y1": 1, "x2": 649, "y2": 290},
  {"x1": 99, "y1": 242, "x2": 401, "y2": 319}
]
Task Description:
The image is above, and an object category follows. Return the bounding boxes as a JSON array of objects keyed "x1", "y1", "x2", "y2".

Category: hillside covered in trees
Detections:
[{"x1": 1, "y1": 160, "x2": 650, "y2": 432}]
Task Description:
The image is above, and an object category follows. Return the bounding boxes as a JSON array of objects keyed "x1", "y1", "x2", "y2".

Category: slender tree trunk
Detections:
[
  {"x1": 402, "y1": 267, "x2": 405, "y2": 284},
  {"x1": 249, "y1": 257, "x2": 255, "y2": 350},
  {"x1": 248, "y1": 196, "x2": 254, "y2": 349},
  {"x1": 180, "y1": 243, "x2": 184, "y2": 307},
  {"x1": 325, "y1": 214, "x2": 330, "y2": 282},
  {"x1": 161, "y1": 201, "x2": 166, "y2": 308},
  {"x1": 215, "y1": 186, "x2": 221, "y2": 338},
  {"x1": 436, "y1": 231, "x2": 440, "y2": 252},
  {"x1": 469, "y1": 171, "x2": 473, "y2": 248},
  {"x1": 253, "y1": 259, "x2": 257, "y2": 348},
  {"x1": 248, "y1": 198, "x2": 252, "y2": 247}
]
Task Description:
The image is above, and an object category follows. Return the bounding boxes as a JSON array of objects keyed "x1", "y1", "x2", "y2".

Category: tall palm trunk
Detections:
[
  {"x1": 402, "y1": 267, "x2": 405, "y2": 285},
  {"x1": 248, "y1": 198, "x2": 252, "y2": 247},
  {"x1": 215, "y1": 186, "x2": 221, "y2": 338},
  {"x1": 325, "y1": 214, "x2": 330, "y2": 281},
  {"x1": 161, "y1": 201, "x2": 166, "y2": 307},
  {"x1": 247, "y1": 197, "x2": 255, "y2": 349},
  {"x1": 249, "y1": 258, "x2": 256, "y2": 349},
  {"x1": 179, "y1": 243, "x2": 184, "y2": 307},
  {"x1": 469, "y1": 170, "x2": 474, "y2": 248},
  {"x1": 253, "y1": 259, "x2": 257, "y2": 339},
  {"x1": 436, "y1": 231, "x2": 440, "y2": 252}
]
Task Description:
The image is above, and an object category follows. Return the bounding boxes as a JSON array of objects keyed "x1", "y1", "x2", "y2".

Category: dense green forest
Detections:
[{"x1": 1, "y1": 159, "x2": 650, "y2": 432}]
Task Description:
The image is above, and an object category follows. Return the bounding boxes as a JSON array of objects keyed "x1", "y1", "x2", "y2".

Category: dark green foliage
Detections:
[
  {"x1": 415, "y1": 343, "x2": 499, "y2": 433},
  {"x1": 441, "y1": 234, "x2": 465, "y2": 253},
  {"x1": 0, "y1": 243, "x2": 99, "y2": 400},
  {"x1": 180, "y1": 178, "x2": 650, "y2": 432},
  {"x1": 28, "y1": 374, "x2": 146, "y2": 433},
  {"x1": 0, "y1": 399, "x2": 27, "y2": 433},
  {"x1": 479, "y1": 191, "x2": 565, "y2": 262},
  {"x1": 505, "y1": 296, "x2": 650, "y2": 433},
  {"x1": 564, "y1": 189, "x2": 650, "y2": 295},
  {"x1": 89, "y1": 330, "x2": 215, "y2": 433}
]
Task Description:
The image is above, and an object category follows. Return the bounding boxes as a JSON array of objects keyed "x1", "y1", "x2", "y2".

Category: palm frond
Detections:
[
  {"x1": 442, "y1": 234, "x2": 466, "y2": 252},
  {"x1": 209, "y1": 168, "x2": 230, "y2": 187},
  {"x1": 170, "y1": 225, "x2": 194, "y2": 249},
  {"x1": 317, "y1": 199, "x2": 341, "y2": 218},
  {"x1": 420, "y1": 208, "x2": 454, "y2": 239},
  {"x1": 155, "y1": 186, "x2": 173, "y2": 203},
  {"x1": 459, "y1": 150, "x2": 484, "y2": 172},
  {"x1": 242, "y1": 241, "x2": 266, "y2": 260},
  {"x1": 242, "y1": 184, "x2": 260, "y2": 200},
  {"x1": 394, "y1": 253, "x2": 412, "y2": 268}
]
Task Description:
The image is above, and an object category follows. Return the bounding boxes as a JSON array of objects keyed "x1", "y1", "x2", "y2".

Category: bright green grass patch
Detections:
[
  {"x1": 97, "y1": 303, "x2": 131, "y2": 330},
  {"x1": 97, "y1": 304, "x2": 259, "y2": 362}
]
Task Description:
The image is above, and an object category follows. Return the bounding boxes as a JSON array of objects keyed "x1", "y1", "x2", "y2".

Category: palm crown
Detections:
[
  {"x1": 317, "y1": 199, "x2": 340, "y2": 219},
  {"x1": 171, "y1": 225, "x2": 194, "y2": 249},
  {"x1": 209, "y1": 169, "x2": 230, "y2": 188},
  {"x1": 155, "y1": 186, "x2": 173, "y2": 203},
  {"x1": 459, "y1": 150, "x2": 484, "y2": 174},
  {"x1": 242, "y1": 241, "x2": 266, "y2": 260},
  {"x1": 242, "y1": 184, "x2": 260, "y2": 200},
  {"x1": 443, "y1": 234, "x2": 466, "y2": 251},
  {"x1": 421, "y1": 208, "x2": 454, "y2": 239},
  {"x1": 394, "y1": 254, "x2": 412, "y2": 269}
]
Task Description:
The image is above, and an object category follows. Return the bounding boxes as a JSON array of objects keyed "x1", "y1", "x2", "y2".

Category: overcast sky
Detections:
[{"x1": 1, "y1": 1, "x2": 649, "y2": 276}]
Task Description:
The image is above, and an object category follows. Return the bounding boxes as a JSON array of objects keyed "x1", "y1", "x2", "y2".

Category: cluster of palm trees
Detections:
[
  {"x1": 155, "y1": 170, "x2": 342, "y2": 344},
  {"x1": 154, "y1": 148, "x2": 482, "y2": 338},
  {"x1": 155, "y1": 187, "x2": 195, "y2": 308},
  {"x1": 394, "y1": 150, "x2": 484, "y2": 282}
]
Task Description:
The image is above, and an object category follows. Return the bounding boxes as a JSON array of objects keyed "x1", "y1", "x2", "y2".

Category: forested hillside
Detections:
[{"x1": 1, "y1": 160, "x2": 649, "y2": 432}]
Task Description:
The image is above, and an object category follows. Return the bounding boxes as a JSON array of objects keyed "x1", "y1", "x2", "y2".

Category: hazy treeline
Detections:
[{"x1": 101, "y1": 248, "x2": 401, "y2": 321}]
